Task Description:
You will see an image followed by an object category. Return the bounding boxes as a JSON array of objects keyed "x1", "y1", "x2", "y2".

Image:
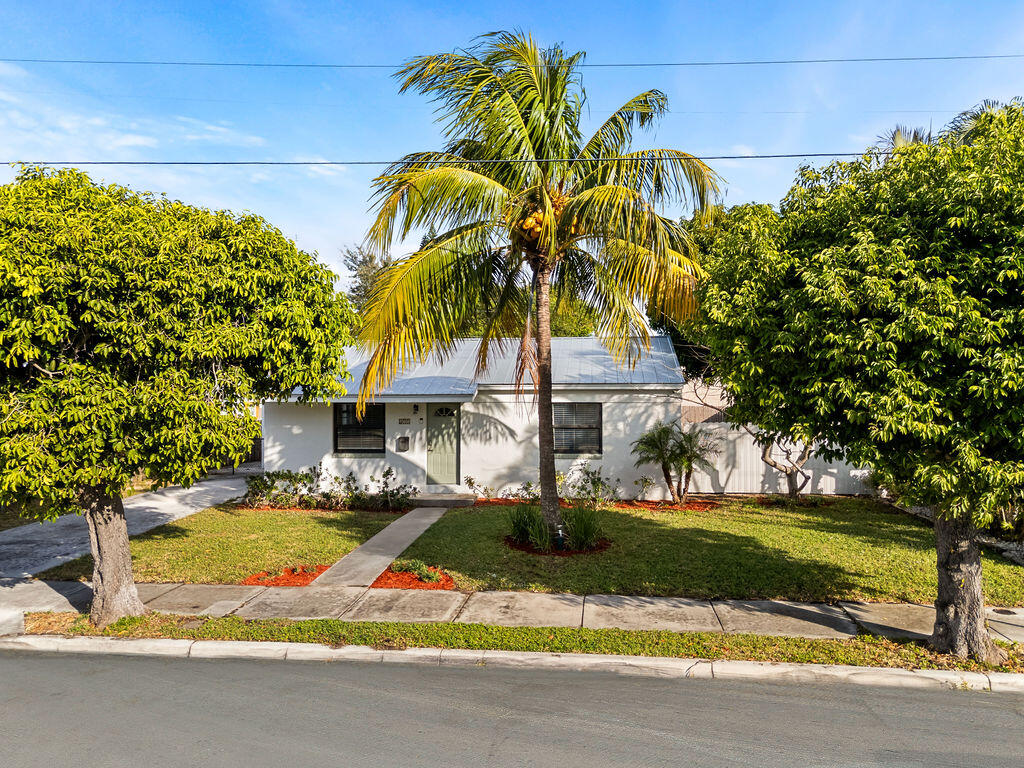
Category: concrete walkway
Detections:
[
  {"x1": 8, "y1": 578, "x2": 1022, "y2": 643},
  {"x1": 0, "y1": 478, "x2": 247, "y2": 578},
  {"x1": 313, "y1": 506, "x2": 449, "y2": 587}
]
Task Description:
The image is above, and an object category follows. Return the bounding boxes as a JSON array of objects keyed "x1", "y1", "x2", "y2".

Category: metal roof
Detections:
[{"x1": 332, "y1": 336, "x2": 683, "y2": 401}]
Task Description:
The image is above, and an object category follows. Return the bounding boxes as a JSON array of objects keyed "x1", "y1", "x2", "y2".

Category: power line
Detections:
[
  {"x1": 0, "y1": 87, "x2": 968, "y2": 116},
  {"x1": 1, "y1": 53, "x2": 1022, "y2": 70},
  {"x1": 8, "y1": 152, "x2": 885, "y2": 167}
]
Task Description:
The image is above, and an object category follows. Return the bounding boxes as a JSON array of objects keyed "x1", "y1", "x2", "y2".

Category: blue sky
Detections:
[{"x1": 1, "y1": 1, "x2": 1022, "y2": 282}]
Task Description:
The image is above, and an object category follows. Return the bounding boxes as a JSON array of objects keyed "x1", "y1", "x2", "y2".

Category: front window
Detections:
[
  {"x1": 334, "y1": 403, "x2": 386, "y2": 454},
  {"x1": 553, "y1": 402, "x2": 602, "y2": 455}
]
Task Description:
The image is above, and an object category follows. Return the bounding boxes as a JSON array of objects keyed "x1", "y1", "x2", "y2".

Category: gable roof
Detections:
[{"x1": 332, "y1": 336, "x2": 683, "y2": 402}]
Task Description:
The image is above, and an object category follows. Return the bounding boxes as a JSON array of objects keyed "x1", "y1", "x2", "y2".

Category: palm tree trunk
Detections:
[
  {"x1": 682, "y1": 471, "x2": 692, "y2": 505},
  {"x1": 662, "y1": 464, "x2": 680, "y2": 504},
  {"x1": 535, "y1": 261, "x2": 561, "y2": 529}
]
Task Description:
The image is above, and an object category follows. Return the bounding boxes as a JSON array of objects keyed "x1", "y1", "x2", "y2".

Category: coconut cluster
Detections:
[{"x1": 516, "y1": 191, "x2": 577, "y2": 241}]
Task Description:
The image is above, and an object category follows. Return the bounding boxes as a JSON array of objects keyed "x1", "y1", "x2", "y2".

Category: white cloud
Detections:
[
  {"x1": 105, "y1": 134, "x2": 159, "y2": 149},
  {"x1": 175, "y1": 116, "x2": 266, "y2": 147},
  {"x1": 292, "y1": 155, "x2": 347, "y2": 179}
]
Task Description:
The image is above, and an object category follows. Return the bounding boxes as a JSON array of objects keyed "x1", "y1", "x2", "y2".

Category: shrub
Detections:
[
  {"x1": 463, "y1": 476, "x2": 496, "y2": 499},
  {"x1": 362, "y1": 468, "x2": 418, "y2": 512},
  {"x1": 561, "y1": 462, "x2": 620, "y2": 509},
  {"x1": 633, "y1": 475, "x2": 656, "y2": 499},
  {"x1": 506, "y1": 504, "x2": 551, "y2": 550},
  {"x1": 242, "y1": 465, "x2": 417, "y2": 512},
  {"x1": 391, "y1": 558, "x2": 442, "y2": 583},
  {"x1": 563, "y1": 502, "x2": 604, "y2": 550},
  {"x1": 241, "y1": 469, "x2": 316, "y2": 508}
]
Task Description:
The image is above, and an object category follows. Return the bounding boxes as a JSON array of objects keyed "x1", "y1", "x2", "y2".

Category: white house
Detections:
[
  {"x1": 262, "y1": 336, "x2": 686, "y2": 498},
  {"x1": 261, "y1": 336, "x2": 870, "y2": 499}
]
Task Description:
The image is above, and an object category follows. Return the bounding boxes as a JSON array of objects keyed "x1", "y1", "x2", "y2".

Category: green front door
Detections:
[{"x1": 426, "y1": 403, "x2": 460, "y2": 485}]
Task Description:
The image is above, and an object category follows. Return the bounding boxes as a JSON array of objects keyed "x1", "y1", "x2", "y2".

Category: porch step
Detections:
[{"x1": 416, "y1": 493, "x2": 476, "y2": 508}]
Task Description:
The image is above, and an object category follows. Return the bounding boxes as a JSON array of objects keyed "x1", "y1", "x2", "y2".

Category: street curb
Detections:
[{"x1": 1, "y1": 634, "x2": 1021, "y2": 692}]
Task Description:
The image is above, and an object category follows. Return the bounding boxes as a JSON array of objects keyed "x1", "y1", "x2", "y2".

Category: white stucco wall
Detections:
[
  {"x1": 263, "y1": 386, "x2": 682, "y2": 499},
  {"x1": 262, "y1": 387, "x2": 871, "y2": 498}
]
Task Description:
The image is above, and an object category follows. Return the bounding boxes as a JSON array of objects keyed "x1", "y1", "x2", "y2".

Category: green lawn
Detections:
[
  {"x1": 41, "y1": 505, "x2": 397, "y2": 584},
  {"x1": 27, "y1": 611, "x2": 1024, "y2": 674},
  {"x1": 399, "y1": 497, "x2": 1024, "y2": 605}
]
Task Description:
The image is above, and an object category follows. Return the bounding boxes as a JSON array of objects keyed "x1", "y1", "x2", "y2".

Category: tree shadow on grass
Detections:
[
  {"x1": 404, "y1": 506, "x2": 907, "y2": 602},
  {"x1": 310, "y1": 510, "x2": 397, "y2": 541},
  {"x1": 753, "y1": 502, "x2": 939, "y2": 555}
]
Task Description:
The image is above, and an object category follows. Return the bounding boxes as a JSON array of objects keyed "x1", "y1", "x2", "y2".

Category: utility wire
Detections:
[
  {"x1": 0, "y1": 87, "x2": 969, "y2": 113},
  {"x1": 0, "y1": 53, "x2": 1021, "y2": 69},
  {"x1": 8, "y1": 152, "x2": 888, "y2": 167},
  {"x1": 0, "y1": 87, "x2": 967, "y2": 115}
]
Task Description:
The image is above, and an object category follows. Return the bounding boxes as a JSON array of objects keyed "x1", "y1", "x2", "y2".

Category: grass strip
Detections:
[{"x1": 24, "y1": 611, "x2": 1024, "y2": 674}]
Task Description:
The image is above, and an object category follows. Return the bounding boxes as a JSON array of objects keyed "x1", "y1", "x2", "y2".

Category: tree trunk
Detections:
[
  {"x1": 784, "y1": 469, "x2": 801, "y2": 500},
  {"x1": 682, "y1": 471, "x2": 692, "y2": 505},
  {"x1": 83, "y1": 488, "x2": 146, "y2": 628},
  {"x1": 534, "y1": 262, "x2": 562, "y2": 529},
  {"x1": 662, "y1": 464, "x2": 680, "y2": 504},
  {"x1": 931, "y1": 514, "x2": 1007, "y2": 664}
]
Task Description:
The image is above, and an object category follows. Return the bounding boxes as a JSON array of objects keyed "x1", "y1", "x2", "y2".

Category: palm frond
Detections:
[
  {"x1": 357, "y1": 223, "x2": 495, "y2": 410},
  {"x1": 589, "y1": 149, "x2": 720, "y2": 212},
  {"x1": 577, "y1": 90, "x2": 669, "y2": 161},
  {"x1": 942, "y1": 97, "x2": 1023, "y2": 146},
  {"x1": 367, "y1": 165, "x2": 511, "y2": 253}
]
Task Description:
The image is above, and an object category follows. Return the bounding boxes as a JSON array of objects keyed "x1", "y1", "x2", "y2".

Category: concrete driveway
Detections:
[{"x1": 0, "y1": 478, "x2": 246, "y2": 578}]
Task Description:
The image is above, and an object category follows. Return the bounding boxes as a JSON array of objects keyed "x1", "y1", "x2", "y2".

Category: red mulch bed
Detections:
[
  {"x1": 241, "y1": 564, "x2": 330, "y2": 587},
  {"x1": 474, "y1": 498, "x2": 719, "y2": 513},
  {"x1": 371, "y1": 565, "x2": 455, "y2": 590},
  {"x1": 616, "y1": 499, "x2": 720, "y2": 513},
  {"x1": 504, "y1": 536, "x2": 613, "y2": 557}
]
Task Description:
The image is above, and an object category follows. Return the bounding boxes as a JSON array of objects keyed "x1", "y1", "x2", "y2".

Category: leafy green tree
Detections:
[
  {"x1": 0, "y1": 168, "x2": 355, "y2": 626},
  {"x1": 693, "y1": 107, "x2": 1024, "y2": 662},
  {"x1": 341, "y1": 244, "x2": 393, "y2": 314},
  {"x1": 358, "y1": 32, "x2": 718, "y2": 528}
]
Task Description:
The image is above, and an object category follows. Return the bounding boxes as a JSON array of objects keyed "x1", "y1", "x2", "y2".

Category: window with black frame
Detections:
[
  {"x1": 333, "y1": 403, "x2": 386, "y2": 454},
  {"x1": 552, "y1": 402, "x2": 602, "y2": 454}
]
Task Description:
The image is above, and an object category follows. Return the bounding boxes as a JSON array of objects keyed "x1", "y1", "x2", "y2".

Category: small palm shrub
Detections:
[
  {"x1": 506, "y1": 504, "x2": 551, "y2": 551},
  {"x1": 563, "y1": 502, "x2": 604, "y2": 550}
]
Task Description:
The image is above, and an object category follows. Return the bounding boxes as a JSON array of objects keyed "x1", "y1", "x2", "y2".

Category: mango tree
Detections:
[
  {"x1": 0, "y1": 167, "x2": 354, "y2": 626},
  {"x1": 694, "y1": 106, "x2": 1024, "y2": 662}
]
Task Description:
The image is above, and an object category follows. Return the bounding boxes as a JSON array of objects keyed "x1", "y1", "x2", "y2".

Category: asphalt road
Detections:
[{"x1": 2, "y1": 650, "x2": 1022, "y2": 767}]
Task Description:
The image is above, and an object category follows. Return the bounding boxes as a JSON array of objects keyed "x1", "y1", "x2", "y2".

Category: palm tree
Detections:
[
  {"x1": 943, "y1": 97, "x2": 1023, "y2": 146},
  {"x1": 876, "y1": 98, "x2": 1023, "y2": 153},
  {"x1": 357, "y1": 32, "x2": 719, "y2": 528},
  {"x1": 631, "y1": 422, "x2": 684, "y2": 504},
  {"x1": 876, "y1": 124, "x2": 933, "y2": 151},
  {"x1": 673, "y1": 429, "x2": 720, "y2": 504}
]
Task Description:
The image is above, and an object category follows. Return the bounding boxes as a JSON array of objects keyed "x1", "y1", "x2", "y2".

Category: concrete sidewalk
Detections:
[
  {"x1": 0, "y1": 478, "x2": 247, "y2": 578},
  {"x1": 7, "y1": 578, "x2": 1022, "y2": 643},
  {"x1": 313, "y1": 506, "x2": 448, "y2": 587}
]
